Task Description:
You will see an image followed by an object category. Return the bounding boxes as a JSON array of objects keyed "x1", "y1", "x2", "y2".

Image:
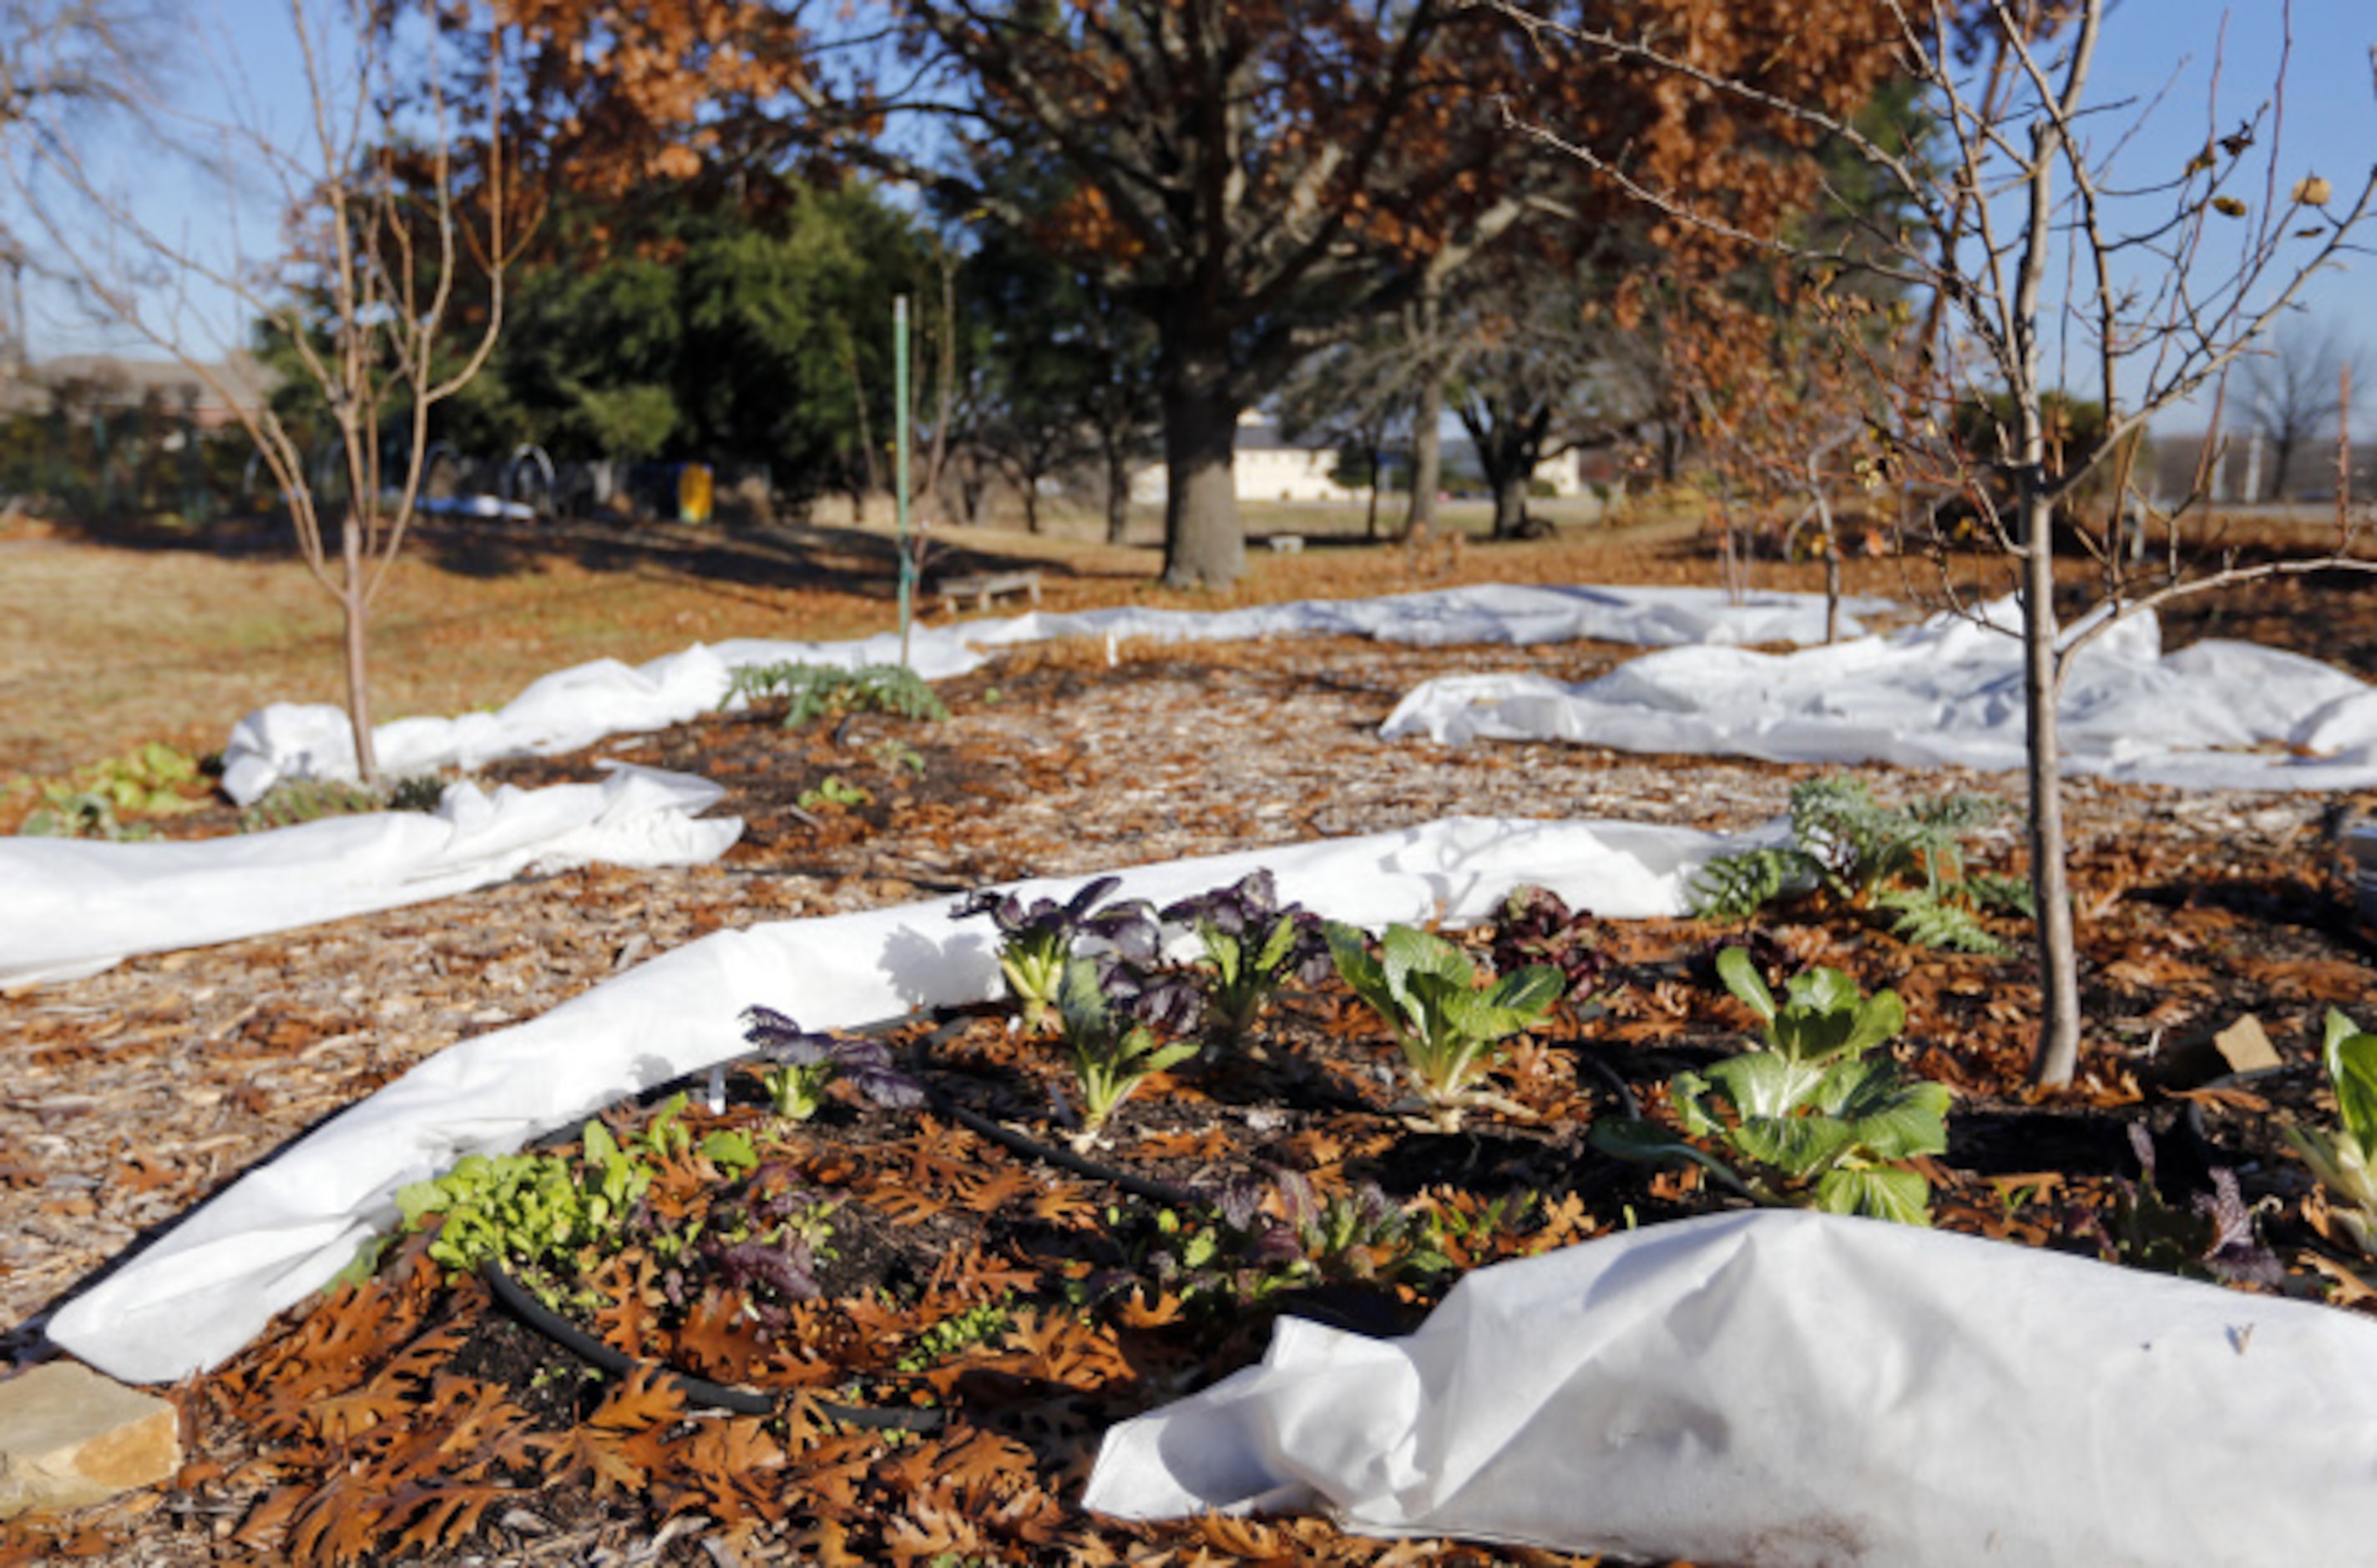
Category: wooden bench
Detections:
[{"x1": 935, "y1": 569, "x2": 1044, "y2": 615}]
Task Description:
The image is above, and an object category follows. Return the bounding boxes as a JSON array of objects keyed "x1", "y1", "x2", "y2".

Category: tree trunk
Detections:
[
  {"x1": 1489, "y1": 475, "x2": 1527, "y2": 539},
  {"x1": 1158, "y1": 347, "x2": 1244, "y2": 589},
  {"x1": 1363, "y1": 438, "x2": 1383, "y2": 539},
  {"x1": 1105, "y1": 440, "x2": 1132, "y2": 545},
  {"x1": 338, "y1": 506, "x2": 380, "y2": 786},
  {"x1": 2020, "y1": 480, "x2": 2082, "y2": 1085},
  {"x1": 1402, "y1": 276, "x2": 1443, "y2": 541}
]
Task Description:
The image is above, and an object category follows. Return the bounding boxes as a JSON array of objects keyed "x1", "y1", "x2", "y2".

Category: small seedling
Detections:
[
  {"x1": 1161, "y1": 869, "x2": 1332, "y2": 1041},
  {"x1": 741, "y1": 1007, "x2": 923, "y2": 1121},
  {"x1": 797, "y1": 775, "x2": 872, "y2": 811},
  {"x1": 1053, "y1": 954, "x2": 1202, "y2": 1141}
]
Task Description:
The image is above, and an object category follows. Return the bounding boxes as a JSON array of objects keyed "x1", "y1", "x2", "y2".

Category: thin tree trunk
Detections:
[
  {"x1": 339, "y1": 506, "x2": 379, "y2": 785},
  {"x1": 1158, "y1": 346, "x2": 1244, "y2": 589},
  {"x1": 1363, "y1": 438, "x2": 1383, "y2": 539},
  {"x1": 2021, "y1": 498, "x2": 2081, "y2": 1085},
  {"x1": 1403, "y1": 276, "x2": 1443, "y2": 541}
]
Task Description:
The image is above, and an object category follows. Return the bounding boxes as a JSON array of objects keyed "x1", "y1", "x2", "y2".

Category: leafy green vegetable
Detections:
[
  {"x1": 797, "y1": 775, "x2": 871, "y2": 811},
  {"x1": 740, "y1": 1008, "x2": 923, "y2": 1121},
  {"x1": 238, "y1": 772, "x2": 445, "y2": 832},
  {"x1": 725, "y1": 660, "x2": 950, "y2": 726},
  {"x1": 2284, "y1": 1009, "x2": 2377, "y2": 1259},
  {"x1": 953, "y1": 876, "x2": 1161, "y2": 1034},
  {"x1": 16, "y1": 741, "x2": 213, "y2": 839},
  {"x1": 1161, "y1": 869, "x2": 1331, "y2": 1041},
  {"x1": 1326, "y1": 923, "x2": 1562, "y2": 1130},
  {"x1": 1593, "y1": 948, "x2": 1950, "y2": 1223},
  {"x1": 1691, "y1": 774, "x2": 2027, "y2": 953},
  {"x1": 1054, "y1": 954, "x2": 1201, "y2": 1140}
]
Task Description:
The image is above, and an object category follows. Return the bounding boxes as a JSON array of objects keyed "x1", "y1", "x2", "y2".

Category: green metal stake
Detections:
[{"x1": 894, "y1": 294, "x2": 914, "y2": 668}]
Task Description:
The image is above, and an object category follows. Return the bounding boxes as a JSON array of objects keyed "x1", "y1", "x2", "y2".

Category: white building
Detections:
[{"x1": 1131, "y1": 410, "x2": 1592, "y2": 504}]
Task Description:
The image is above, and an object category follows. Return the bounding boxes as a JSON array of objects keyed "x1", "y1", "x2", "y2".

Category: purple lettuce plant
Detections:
[
  {"x1": 1489, "y1": 885, "x2": 1611, "y2": 1003},
  {"x1": 953, "y1": 875, "x2": 1161, "y2": 1032},
  {"x1": 740, "y1": 1007, "x2": 923, "y2": 1120},
  {"x1": 1161, "y1": 869, "x2": 1332, "y2": 1039}
]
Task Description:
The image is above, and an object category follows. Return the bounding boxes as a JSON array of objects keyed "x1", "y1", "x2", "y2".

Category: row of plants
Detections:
[
  {"x1": 375, "y1": 857, "x2": 2014, "y2": 1366},
  {"x1": 8, "y1": 657, "x2": 938, "y2": 842}
]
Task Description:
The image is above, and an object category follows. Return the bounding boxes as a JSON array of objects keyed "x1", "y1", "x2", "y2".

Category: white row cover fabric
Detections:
[
  {"x1": 1085, "y1": 1207, "x2": 2377, "y2": 1567},
  {"x1": 0, "y1": 766, "x2": 740, "y2": 989},
  {"x1": 220, "y1": 584, "x2": 1871, "y2": 802},
  {"x1": 1383, "y1": 596, "x2": 2377, "y2": 792},
  {"x1": 46, "y1": 814, "x2": 1734, "y2": 1384}
]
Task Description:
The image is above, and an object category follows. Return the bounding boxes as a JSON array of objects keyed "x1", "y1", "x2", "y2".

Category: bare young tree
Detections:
[
  {"x1": 1497, "y1": 1, "x2": 2377, "y2": 1085},
  {"x1": 2239, "y1": 314, "x2": 2371, "y2": 500},
  {"x1": 3, "y1": 0, "x2": 508, "y2": 785}
]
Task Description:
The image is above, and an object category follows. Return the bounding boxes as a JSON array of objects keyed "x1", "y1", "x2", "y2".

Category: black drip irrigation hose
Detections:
[
  {"x1": 903, "y1": 1016, "x2": 1215, "y2": 1210},
  {"x1": 489, "y1": 1006, "x2": 1642, "y2": 1415},
  {"x1": 480, "y1": 1259, "x2": 945, "y2": 1430}
]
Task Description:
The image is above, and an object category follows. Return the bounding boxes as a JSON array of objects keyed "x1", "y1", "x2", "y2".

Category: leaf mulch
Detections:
[{"x1": 3, "y1": 548, "x2": 2375, "y2": 1566}]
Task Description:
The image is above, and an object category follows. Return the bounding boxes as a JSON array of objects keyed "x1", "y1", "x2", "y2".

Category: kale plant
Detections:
[
  {"x1": 2284, "y1": 1009, "x2": 2377, "y2": 1260},
  {"x1": 238, "y1": 772, "x2": 445, "y2": 832},
  {"x1": 1325, "y1": 923, "x2": 1563, "y2": 1130},
  {"x1": 953, "y1": 875, "x2": 1161, "y2": 1033},
  {"x1": 1691, "y1": 774, "x2": 2031, "y2": 953},
  {"x1": 1161, "y1": 869, "x2": 1332, "y2": 1040},
  {"x1": 1052, "y1": 953, "x2": 1203, "y2": 1141},
  {"x1": 1593, "y1": 947, "x2": 1950, "y2": 1224},
  {"x1": 740, "y1": 1008, "x2": 924, "y2": 1121},
  {"x1": 725, "y1": 660, "x2": 950, "y2": 727}
]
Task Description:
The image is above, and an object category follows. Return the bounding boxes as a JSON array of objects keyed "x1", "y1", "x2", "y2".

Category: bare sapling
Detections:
[
  {"x1": 1494, "y1": 2, "x2": 2377, "y2": 1085},
  {"x1": 3, "y1": 0, "x2": 512, "y2": 785}
]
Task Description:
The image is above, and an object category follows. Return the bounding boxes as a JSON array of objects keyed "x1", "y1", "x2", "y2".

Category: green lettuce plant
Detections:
[
  {"x1": 17, "y1": 741, "x2": 211, "y2": 839},
  {"x1": 1594, "y1": 948, "x2": 1950, "y2": 1224},
  {"x1": 1325, "y1": 923, "x2": 1563, "y2": 1130},
  {"x1": 2284, "y1": 1009, "x2": 2377, "y2": 1259}
]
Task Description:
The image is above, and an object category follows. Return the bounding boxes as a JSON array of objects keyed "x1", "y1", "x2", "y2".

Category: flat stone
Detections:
[{"x1": 0, "y1": 1361, "x2": 180, "y2": 1520}]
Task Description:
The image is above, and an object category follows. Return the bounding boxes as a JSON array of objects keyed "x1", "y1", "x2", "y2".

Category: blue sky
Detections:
[
  {"x1": 2046, "y1": 0, "x2": 2375, "y2": 427},
  {"x1": 14, "y1": 0, "x2": 2373, "y2": 436}
]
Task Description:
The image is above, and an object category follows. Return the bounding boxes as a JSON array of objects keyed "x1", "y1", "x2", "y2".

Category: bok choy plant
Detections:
[
  {"x1": 1325, "y1": 923, "x2": 1563, "y2": 1130},
  {"x1": 1053, "y1": 954, "x2": 1203, "y2": 1143},
  {"x1": 953, "y1": 876, "x2": 1161, "y2": 1033},
  {"x1": 740, "y1": 1008, "x2": 923, "y2": 1122},
  {"x1": 1161, "y1": 869, "x2": 1332, "y2": 1040},
  {"x1": 1594, "y1": 948, "x2": 1950, "y2": 1224},
  {"x1": 2285, "y1": 1009, "x2": 2377, "y2": 1260}
]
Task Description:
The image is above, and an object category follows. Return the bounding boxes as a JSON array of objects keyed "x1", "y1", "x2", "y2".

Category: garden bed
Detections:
[{"x1": 3, "y1": 555, "x2": 2374, "y2": 1565}]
